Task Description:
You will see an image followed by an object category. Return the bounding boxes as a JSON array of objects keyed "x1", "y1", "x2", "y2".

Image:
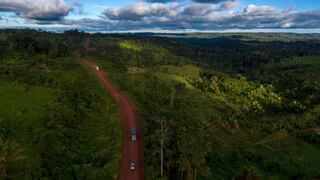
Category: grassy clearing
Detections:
[
  {"x1": 155, "y1": 72, "x2": 196, "y2": 90},
  {"x1": 118, "y1": 41, "x2": 143, "y2": 51},
  {"x1": 159, "y1": 65, "x2": 200, "y2": 78}
]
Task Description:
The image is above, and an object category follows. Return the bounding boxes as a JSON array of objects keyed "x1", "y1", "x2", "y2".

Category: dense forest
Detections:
[
  {"x1": 0, "y1": 29, "x2": 121, "y2": 179},
  {"x1": 0, "y1": 29, "x2": 320, "y2": 179}
]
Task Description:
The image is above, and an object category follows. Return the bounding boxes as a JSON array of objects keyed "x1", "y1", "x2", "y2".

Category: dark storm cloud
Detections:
[{"x1": 0, "y1": 0, "x2": 70, "y2": 22}]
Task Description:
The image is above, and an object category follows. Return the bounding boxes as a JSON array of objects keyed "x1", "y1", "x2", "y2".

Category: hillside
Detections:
[{"x1": 87, "y1": 32, "x2": 320, "y2": 179}]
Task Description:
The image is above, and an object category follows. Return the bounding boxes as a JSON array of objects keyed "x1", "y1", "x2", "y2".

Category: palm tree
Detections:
[{"x1": 0, "y1": 139, "x2": 28, "y2": 177}]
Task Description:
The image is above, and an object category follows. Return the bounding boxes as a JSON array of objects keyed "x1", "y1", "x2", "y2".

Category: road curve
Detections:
[{"x1": 82, "y1": 59, "x2": 144, "y2": 180}]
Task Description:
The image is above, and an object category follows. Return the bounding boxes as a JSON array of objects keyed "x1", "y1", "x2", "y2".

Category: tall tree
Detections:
[
  {"x1": 155, "y1": 117, "x2": 171, "y2": 177},
  {"x1": 170, "y1": 87, "x2": 176, "y2": 108},
  {"x1": 177, "y1": 119, "x2": 211, "y2": 180}
]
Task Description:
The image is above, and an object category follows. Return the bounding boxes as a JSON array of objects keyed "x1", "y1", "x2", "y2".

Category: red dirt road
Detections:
[{"x1": 83, "y1": 59, "x2": 144, "y2": 180}]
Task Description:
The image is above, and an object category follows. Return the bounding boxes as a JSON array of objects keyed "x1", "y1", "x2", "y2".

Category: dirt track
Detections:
[{"x1": 83, "y1": 59, "x2": 144, "y2": 180}]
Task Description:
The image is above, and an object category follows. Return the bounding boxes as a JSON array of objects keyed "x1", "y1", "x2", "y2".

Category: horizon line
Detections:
[{"x1": 1, "y1": 27, "x2": 320, "y2": 34}]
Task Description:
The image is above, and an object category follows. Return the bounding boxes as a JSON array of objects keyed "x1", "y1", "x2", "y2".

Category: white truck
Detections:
[
  {"x1": 131, "y1": 128, "x2": 137, "y2": 141},
  {"x1": 95, "y1": 65, "x2": 99, "y2": 71}
]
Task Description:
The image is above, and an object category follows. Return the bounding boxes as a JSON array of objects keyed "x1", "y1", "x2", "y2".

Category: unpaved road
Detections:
[{"x1": 83, "y1": 59, "x2": 144, "y2": 180}]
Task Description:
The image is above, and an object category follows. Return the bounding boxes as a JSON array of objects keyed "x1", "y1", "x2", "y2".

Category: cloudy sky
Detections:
[{"x1": 0, "y1": 0, "x2": 319, "y2": 32}]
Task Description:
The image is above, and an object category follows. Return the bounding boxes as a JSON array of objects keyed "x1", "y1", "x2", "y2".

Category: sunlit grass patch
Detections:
[
  {"x1": 118, "y1": 41, "x2": 142, "y2": 51},
  {"x1": 158, "y1": 65, "x2": 200, "y2": 79},
  {"x1": 155, "y1": 72, "x2": 195, "y2": 90}
]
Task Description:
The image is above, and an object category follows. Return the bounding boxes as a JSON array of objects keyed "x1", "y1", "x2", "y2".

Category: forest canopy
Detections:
[{"x1": 0, "y1": 29, "x2": 319, "y2": 179}]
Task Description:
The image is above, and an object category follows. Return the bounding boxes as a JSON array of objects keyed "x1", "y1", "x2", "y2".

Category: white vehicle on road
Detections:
[
  {"x1": 95, "y1": 65, "x2": 99, "y2": 71},
  {"x1": 131, "y1": 128, "x2": 137, "y2": 141},
  {"x1": 130, "y1": 162, "x2": 136, "y2": 170}
]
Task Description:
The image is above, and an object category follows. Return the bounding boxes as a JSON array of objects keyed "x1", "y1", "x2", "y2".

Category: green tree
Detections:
[
  {"x1": 0, "y1": 40, "x2": 7, "y2": 59},
  {"x1": 154, "y1": 117, "x2": 173, "y2": 177},
  {"x1": 36, "y1": 39, "x2": 53, "y2": 54},
  {"x1": 177, "y1": 119, "x2": 211, "y2": 180},
  {"x1": 57, "y1": 42, "x2": 69, "y2": 57},
  {"x1": 232, "y1": 167, "x2": 262, "y2": 180}
]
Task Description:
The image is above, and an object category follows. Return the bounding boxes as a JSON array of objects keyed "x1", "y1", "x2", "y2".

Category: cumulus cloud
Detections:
[
  {"x1": 2, "y1": 0, "x2": 319, "y2": 31},
  {"x1": 244, "y1": 4, "x2": 277, "y2": 14},
  {"x1": 218, "y1": 0, "x2": 240, "y2": 10},
  {"x1": 103, "y1": 2, "x2": 180, "y2": 21},
  {"x1": 0, "y1": 0, "x2": 70, "y2": 22},
  {"x1": 288, "y1": 9, "x2": 320, "y2": 28},
  {"x1": 76, "y1": 3, "x2": 320, "y2": 31}
]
